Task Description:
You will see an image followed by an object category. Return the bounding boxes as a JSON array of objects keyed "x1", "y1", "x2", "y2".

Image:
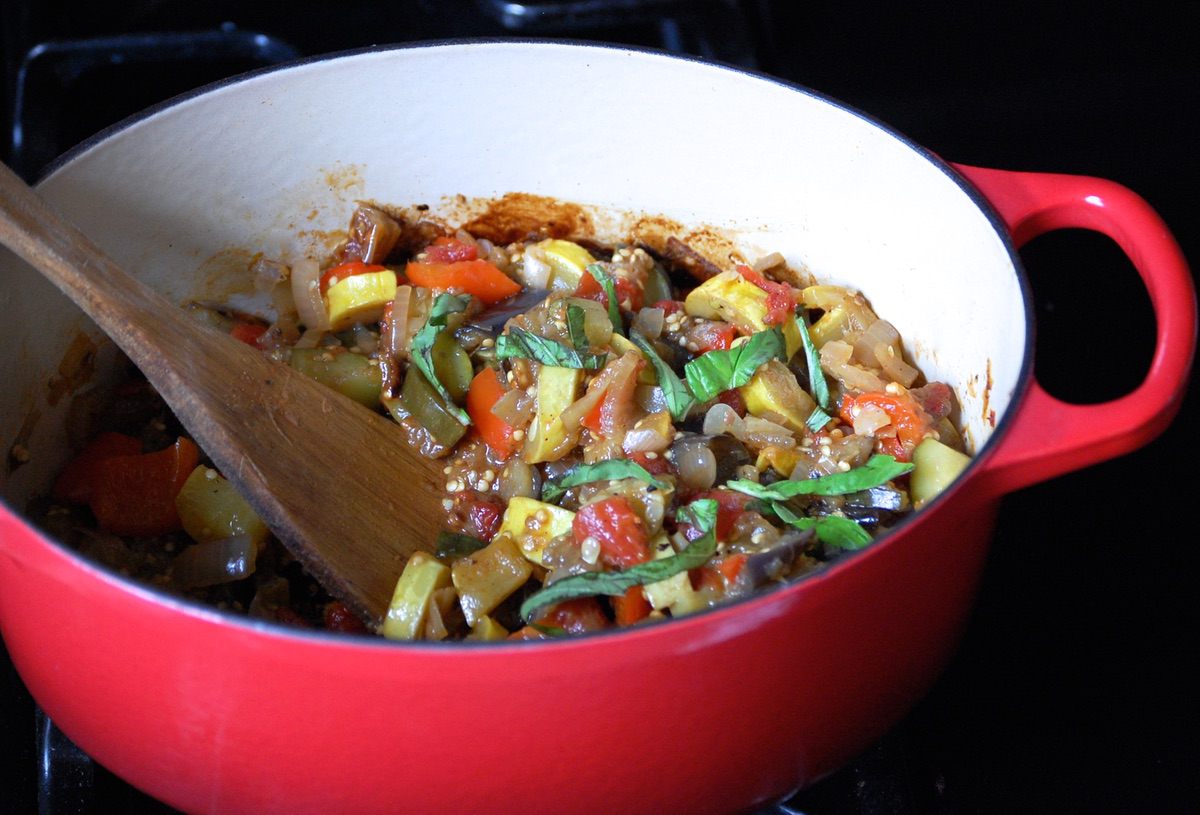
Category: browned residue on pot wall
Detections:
[
  {"x1": 460, "y1": 193, "x2": 595, "y2": 245},
  {"x1": 47, "y1": 333, "x2": 98, "y2": 407}
]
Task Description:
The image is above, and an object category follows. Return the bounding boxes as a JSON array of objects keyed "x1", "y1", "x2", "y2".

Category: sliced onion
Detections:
[
  {"x1": 386, "y1": 284, "x2": 412, "y2": 359},
  {"x1": 852, "y1": 403, "x2": 892, "y2": 436},
  {"x1": 851, "y1": 319, "x2": 900, "y2": 367},
  {"x1": 621, "y1": 426, "x2": 671, "y2": 454},
  {"x1": 491, "y1": 387, "x2": 535, "y2": 427},
  {"x1": 173, "y1": 535, "x2": 256, "y2": 589},
  {"x1": 820, "y1": 340, "x2": 887, "y2": 393},
  {"x1": 498, "y1": 457, "x2": 541, "y2": 502},
  {"x1": 741, "y1": 415, "x2": 796, "y2": 447},
  {"x1": 251, "y1": 256, "x2": 289, "y2": 293},
  {"x1": 702, "y1": 402, "x2": 744, "y2": 437},
  {"x1": 752, "y1": 251, "x2": 786, "y2": 274},
  {"x1": 874, "y1": 343, "x2": 919, "y2": 387},
  {"x1": 519, "y1": 245, "x2": 552, "y2": 289},
  {"x1": 631, "y1": 307, "x2": 665, "y2": 339},
  {"x1": 634, "y1": 384, "x2": 668, "y2": 414},
  {"x1": 290, "y1": 257, "x2": 328, "y2": 331},
  {"x1": 292, "y1": 327, "x2": 325, "y2": 349}
]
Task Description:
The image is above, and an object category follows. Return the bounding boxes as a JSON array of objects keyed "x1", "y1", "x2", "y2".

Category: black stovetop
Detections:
[{"x1": 2, "y1": 3, "x2": 1197, "y2": 813}]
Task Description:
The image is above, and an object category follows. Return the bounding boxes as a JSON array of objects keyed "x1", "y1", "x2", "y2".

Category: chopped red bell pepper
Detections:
[
  {"x1": 536, "y1": 597, "x2": 610, "y2": 635},
  {"x1": 573, "y1": 270, "x2": 607, "y2": 304},
  {"x1": 323, "y1": 601, "x2": 368, "y2": 634},
  {"x1": 653, "y1": 299, "x2": 684, "y2": 316},
  {"x1": 611, "y1": 585, "x2": 653, "y2": 627},
  {"x1": 230, "y1": 321, "x2": 269, "y2": 348},
  {"x1": 573, "y1": 496, "x2": 651, "y2": 568},
  {"x1": 52, "y1": 432, "x2": 143, "y2": 504},
  {"x1": 680, "y1": 488, "x2": 751, "y2": 542},
  {"x1": 466, "y1": 367, "x2": 520, "y2": 460},
  {"x1": 89, "y1": 437, "x2": 199, "y2": 536},
  {"x1": 405, "y1": 258, "x2": 520, "y2": 305},
  {"x1": 319, "y1": 261, "x2": 388, "y2": 294}
]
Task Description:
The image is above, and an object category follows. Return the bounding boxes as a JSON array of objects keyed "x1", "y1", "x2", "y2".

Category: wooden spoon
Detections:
[{"x1": 0, "y1": 161, "x2": 447, "y2": 627}]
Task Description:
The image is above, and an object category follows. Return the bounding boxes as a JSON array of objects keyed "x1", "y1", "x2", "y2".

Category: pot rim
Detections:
[{"x1": 10, "y1": 38, "x2": 1036, "y2": 652}]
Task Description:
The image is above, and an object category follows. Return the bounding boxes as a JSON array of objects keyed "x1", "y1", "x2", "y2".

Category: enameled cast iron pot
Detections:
[{"x1": 0, "y1": 42, "x2": 1194, "y2": 814}]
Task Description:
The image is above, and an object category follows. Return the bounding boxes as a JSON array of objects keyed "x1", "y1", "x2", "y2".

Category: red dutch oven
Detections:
[{"x1": 0, "y1": 43, "x2": 1194, "y2": 814}]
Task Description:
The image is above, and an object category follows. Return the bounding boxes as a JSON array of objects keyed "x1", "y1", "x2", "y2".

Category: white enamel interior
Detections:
[{"x1": 0, "y1": 42, "x2": 1025, "y2": 506}]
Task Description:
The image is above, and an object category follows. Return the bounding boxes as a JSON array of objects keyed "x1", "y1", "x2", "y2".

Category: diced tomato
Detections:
[
  {"x1": 839, "y1": 390, "x2": 933, "y2": 462},
  {"x1": 629, "y1": 451, "x2": 671, "y2": 476},
  {"x1": 323, "y1": 601, "x2": 368, "y2": 634},
  {"x1": 613, "y1": 274, "x2": 644, "y2": 312},
  {"x1": 716, "y1": 553, "x2": 748, "y2": 584},
  {"x1": 573, "y1": 497, "x2": 651, "y2": 568},
  {"x1": 536, "y1": 597, "x2": 610, "y2": 635},
  {"x1": 230, "y1": 321, "x2": 268, "y2": 348},
  {"x1": 681, "y1": 488, "x2": 752, "y2": 542},
  {"x1": 653, "y1": 299, "x2": 684, "y2": 316},
  {"x1": 573, "y1": 270, "x2": 607, "y2": 305},
  {"x1": 466, "y1": 368, "x2": 520, "y2": 460},
  {"x1": 716, "y1": 388, "x2": 747, "y2": 416},
  {"x1": 737, "y1": 265, "x2": 797, "y2": 326},
  {"x1": 579, "y1": 357, "x2": 643, "y2": 438},
  {"x1": 424, "y1": 236, "x2": 478, "y2": 264},
  {"x1": 319, "y1": 261, "x2": 387, "y2": 294},
  {"x1": 89, "y1": 437, "x2": 199, "y2": 537},
  {"x1": 692, "y1": 321, "x2": 736, "y2": 352},
  {"x1": 611, "y1": 586, "x2": 653, "y2": 627},
  {"x1": 405, "y1": 258, "x2": 520, "y2": 305},
  {"x1": 52, "y1": 432, "x2": 143, "y2": 504},
  {"x1": 465, "y1": 497, "x2": 504, "y2": 541}
]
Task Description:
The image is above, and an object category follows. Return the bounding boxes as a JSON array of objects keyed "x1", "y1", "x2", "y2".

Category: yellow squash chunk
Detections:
[
  {"x1": 684, "y1": 271, "x2": 801, "y2": 357},
  {"x1": 465, "y1": 615, "x2": 510, "y2": 641},
  {"x1": 739, "y1": 359, "x2": 817, "y2": 433},
  {"x1": 383, "y1": 552, "x2": 452, "y2": 641},
  {"x1": 326, "y1": 269, "x2": 398, "y2": 331},
  {"x1": 524, "y1": 365, "x2": 582, "y2": 463},
  {"x1": 499, "y1": 496, "x2": 576, "y2": 565},
  {"x1": 642, "y1": 533, "x2": 700, "y2": 612},
  {"x1": 451, "y1": 535, "x2": 534, "y2": 627},
  {"x1": 755, "y1": 445, "x2": 802, "y2": 478},
  {"x1": 911, "y1": 437, "x2": 971, "y2": 508},
  {"x1": 175, "y1": 466, "x2": 269, "y2": 549},
  {"x1": 540, "y1": 239, "x2": 596, "y2": 290},
  {"x1": 609, "y1": 334, "x2": 658, "y2": 384}
]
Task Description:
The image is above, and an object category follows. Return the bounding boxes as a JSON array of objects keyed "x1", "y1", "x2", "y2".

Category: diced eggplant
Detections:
[{"x1": 740, "y1": 528, "x2": 814, "y2": 588}]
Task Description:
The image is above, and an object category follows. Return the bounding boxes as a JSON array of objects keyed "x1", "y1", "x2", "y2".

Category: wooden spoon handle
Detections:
[{"x1": 1, "y1": 162, "x2": 444, "y2": 625}]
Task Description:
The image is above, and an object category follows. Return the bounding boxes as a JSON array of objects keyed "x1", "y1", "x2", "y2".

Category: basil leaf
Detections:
[
  {"x1": 797, "y1": 314, "x2": 831, "y2": 411},
  {"x1": 541, "y1": 459, "x2": 670, "y2": 503},
  {"x1": 586, "y1": 263, "x2": 623, "y2": 333},
  {"x1": 806, "y1": 405, "x2": 834, "y2": 433},
  {"x1": 566, "y1": 303, "x2": 590, "y2": 352},
  {"x1": 773, "y1": 503, "x2": 872, "y2": 550},
  {"x1": 435, "y1": 531, "x2": 490, "y2": 559},
  {"x1": 411, "y1": 293, "x2": 472, "y2": 426},
  {"x1": 519, "y1": 498, "x2": 718, "y2": 621},
  {"x1": 726, "y1": 454, "x2": 913, "y2": 500},
  {"x1": 495, "y1": 326, "x2": 607, "y2": 370},
  {"x1": 683, "y1": 327, "x2": 786, "y2": 403},
  {"x1": 529, "y1": 623, "x2": 568, "y2": 637},
  {"x1": 629, "y1": 331, "x2": 696, "y2": 421}
]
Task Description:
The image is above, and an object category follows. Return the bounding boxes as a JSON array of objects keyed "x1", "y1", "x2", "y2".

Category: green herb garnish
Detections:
[
  {"x1": 566, "y1": 303, "x2": 590, "y2": 352},
  {"x1": 435, "y1": 531, "x2": 490, "y2": 559},
  {"x1": 586, "y1": 263, "x2": 623, "y2": 333},
  {"x1": 495, "y1": 326, "x2": 607, "y2": 370},
  {"x1": 797, "y1": 314, "x2": 830, "y2": 411},
  {"x1": 683, "y1": 327, "x2": 786, "y2": 403},
  {"x1": 519, "y1": 498, "x2": 718, "y2": 621},
  {"x1": 411, "y1": 293, "x2": 472, "y2": 426},
  {"x1": 541, "y1": 459, "x2": 671, "y2": 503},
  {"x1": 805, "y1": 405, "x2": 834, "y2": 433},
  {"x1": 629, "y1": 331, "x2": 696, "y2": 421},
  {"x1": 726, "y1": 454, "x2": 913, "y2": 500},
  {"x1": 772, "y1": 503, "x2": 872, "y2": 550}
]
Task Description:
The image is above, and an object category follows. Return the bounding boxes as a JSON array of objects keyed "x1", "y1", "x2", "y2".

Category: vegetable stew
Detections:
[{"x1": 41, "y1": 203, "x2": 972, "y2": 641}]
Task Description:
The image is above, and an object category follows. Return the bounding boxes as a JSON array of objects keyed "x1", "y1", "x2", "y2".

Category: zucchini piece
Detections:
[
  {"x1": 399, "y1": 367, "x2": 468, "y2": 448},
  {"x1": 175, "y1": 465, "x2": 270, "y2": 549},
  {"x1": 326, "y1": 269, "x2": 398, "y2": 331},
  {"x1": 451, "y1": 535, "x2": 534, "y2": 627},
  {"x1": 382, "y1": 552, "x2": 452, "y2": 641},
  {"x1": 289, "y1": 347, "x2": 383, "y2": 408},
  {"x1": 684, "y1": 271, "x2": 801, "y2": 357},
  {"x1": 524, "y1": 365, "x2": 582, "y2": 463},
  {"x1": 466, "y1": 615, "x2": 510, "y2": 641},
  {"x1": 498, "y1": 496, "x2": 576, "y2": 565},
  {"x1": 540, "y1": 239, "x2": 596, "y2": 291},
  {"x1": 911, "y1": 437, "x2": 970, "y2": 507}
]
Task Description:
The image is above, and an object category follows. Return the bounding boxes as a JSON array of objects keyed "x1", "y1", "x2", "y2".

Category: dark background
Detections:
[{"x1": 2, "y1": 2, "x2": 1197, "y2": 812}]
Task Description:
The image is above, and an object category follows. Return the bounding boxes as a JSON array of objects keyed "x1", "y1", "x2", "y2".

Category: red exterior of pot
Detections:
[{"x1": 1, "y1": 148, "x2": 1194, "y2": 814}]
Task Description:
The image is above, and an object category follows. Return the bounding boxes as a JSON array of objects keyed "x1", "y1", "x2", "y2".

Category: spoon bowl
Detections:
[{"x1": 0, "y1": 160, "x2": 443, "y2": 626}]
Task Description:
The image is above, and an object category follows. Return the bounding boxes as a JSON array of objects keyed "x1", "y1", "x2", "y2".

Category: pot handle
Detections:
[{"x1": 952, "y1": 163, "x2": 1196, "y2": 495}]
